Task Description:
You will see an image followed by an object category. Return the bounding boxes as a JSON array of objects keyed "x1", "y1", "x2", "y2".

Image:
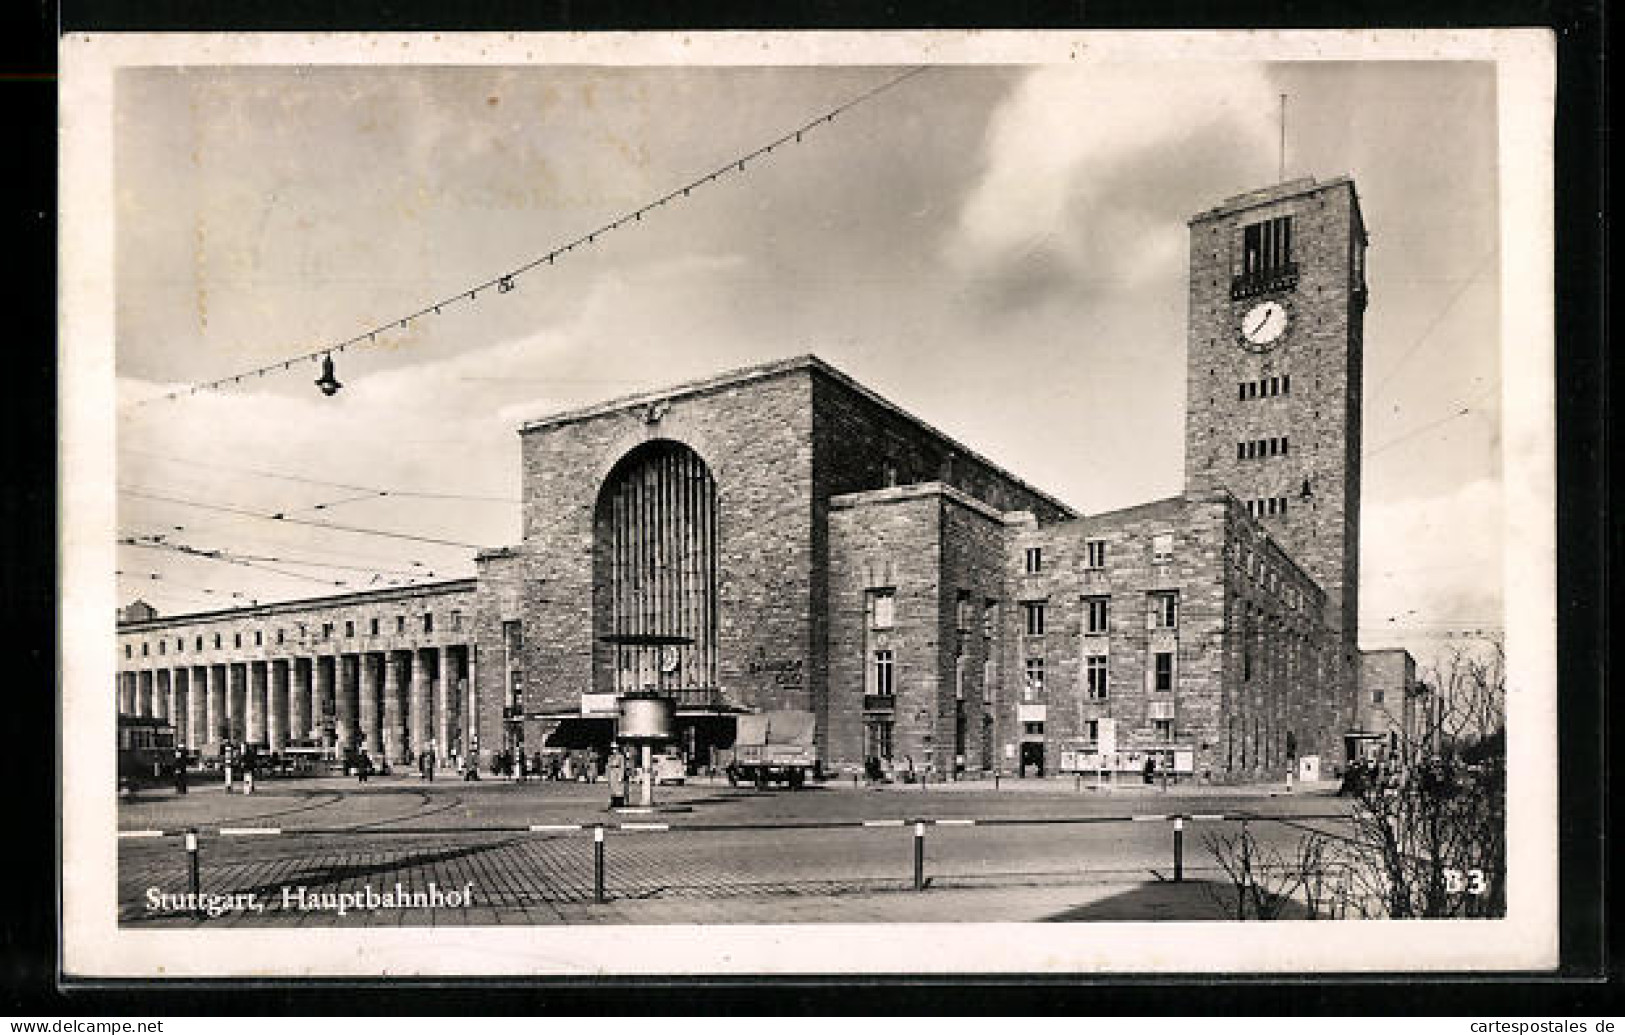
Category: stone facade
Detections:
[
  {"x1": 118, "y1": 176, "x2": 1395, "y2": 780},
  {"x1": 1184, "y1": 177, "x2": 1367, "y2": 725}
]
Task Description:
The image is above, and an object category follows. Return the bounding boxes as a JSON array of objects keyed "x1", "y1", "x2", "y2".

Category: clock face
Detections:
[{"x1": 1239, "y1": 300, "x2": 1289, "y2": 349}]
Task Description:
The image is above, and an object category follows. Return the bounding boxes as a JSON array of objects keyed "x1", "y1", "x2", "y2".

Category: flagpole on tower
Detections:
[{"x1": 1279, "y1": 93, "x2": 1288, "y2": 182}]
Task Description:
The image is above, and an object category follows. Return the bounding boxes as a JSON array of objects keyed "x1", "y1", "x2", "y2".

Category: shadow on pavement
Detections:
[{"x1": 1040, "y1": 879, "x2": 1313, "y2": 922}]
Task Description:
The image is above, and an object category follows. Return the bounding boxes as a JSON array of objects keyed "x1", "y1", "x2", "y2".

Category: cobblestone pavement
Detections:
[{"x1": 117, "y1": 776, "x2": 1353, "y2": 926}]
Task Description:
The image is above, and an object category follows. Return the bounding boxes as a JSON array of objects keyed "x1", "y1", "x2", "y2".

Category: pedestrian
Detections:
[
  {"x1": 426, "y1": 744, "x2": 436, "y2": 783},
  {"x1": 357, "y1": 749, "x2": 372, "y2": 783},
  {"x1": 606, "y1": 744, "x2": 628, "y2": 809},
  {"x1": 173, "y1": 747, "x2": 188, "y2": 795},
  {"x1": 1143, "y1": 755, "x2": 1156, "y2": 785}
]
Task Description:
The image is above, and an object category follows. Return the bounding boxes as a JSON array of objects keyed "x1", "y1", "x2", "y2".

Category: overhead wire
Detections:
[
  {"x1": 125, "y1": 65, "x2": 931, "y2": 407},
  {"x1": 118, "y1": 486, "x2": 492, "y2": 549}
]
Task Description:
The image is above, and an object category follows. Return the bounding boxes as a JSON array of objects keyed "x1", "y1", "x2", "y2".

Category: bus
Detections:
[{"x1": 117, "y1": 715, "x2": 178, "y2": 788}]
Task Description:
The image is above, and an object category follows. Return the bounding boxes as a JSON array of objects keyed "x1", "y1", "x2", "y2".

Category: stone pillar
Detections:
[
  {"x1": 384, "y1": 651, "x2": 408, "y2": 764},
  {"x1": 118, "y1": 672, "x2": 133, "y2": 716},
  {"x1": 228, "y1": 662, "x2": 247, "y2": 742},
  {"x1": 188, "y1": 666, "x2": 207, "y2": 751},
  {"x1": 328, "y1": 655, "x2": 350, "y2": 753},
  {"x1": 269, "y1": 659, "x2": 290, "y2": 751},
  {"x1": 438, "y1": 647, "x2": 457, "y2": 763},
  {"x1": 137, "y1": 670, "x2": 154, "y2": 718},
  {"x1": 155, "y1": 669, "x2": 171, "y2": 723},
  {"x1": 465, "y1": 646, "x2": 480, "y2": 767},
  {"x1": 290, "y1": 658, "x2": 313, "y2": 743},
  {"x1": 410, "y1": 648, "x2": 433, "y2": 763},
  {"x1": 206, "y1": 664, "x2": 227, "y2": 750},
  {"x1": 171, "y1": 668, "x2": 189, "y2": 746},
  {"x1": 359, "y1": 652, "x2": 383, "y2": 760},
  {"x1": 247, "y1": 661, "x2": 269, "y2": 746}
]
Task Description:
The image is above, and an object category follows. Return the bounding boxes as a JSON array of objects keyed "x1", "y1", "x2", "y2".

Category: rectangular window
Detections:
[
  {"x1": 1153, "y1": 718, "x2": 1174, "y2": 742},
  {"x1": 502, "y1": 620, "x2": 522, "y2": 651},
  {"x1": 1282, "y1": 374, "x2": 1291, "y2": 395},
  {"x1": 1149, "y1": 592, "x2": 1179, "y2": 630},
  {"x1": 276, "y1": 629, "x2": 284, "y2": 645},
  {"x1": 1084, "y1": 540, "x2": 1107, "y2": 569},
  {"x1": 141, "y1": 643, "x2": 148, "y2": 657},
  {"x1": 424, "y1": 613, "x2": 434, "y2": 633},
  {"x1": 124, "y1": 644, "x2": 131, "y2": 658},
  {"x1": 1243, "y1": 215, "x2": 1294, "y2": 274},
  {"x1": 216, "y1": 633, "x2": 225, "y2": 648},
  {"x1": 1154, "y1": 651, "x2": 1175, "y2": 692},
  {"x1": 1023, "y1": 721, "x2": 1046, "y2": 737},
  {"x1": 956, "y1": 591, "x2": 973, "y2": 632},
  {"x1": 1238, "y1": 383, "x2": 1247, "y2": 401},
  {"x1": 1279, "y1": 497, "x2": 1289, "y2": 516},
  {"x1": 158, "y1": 640, "x2": 165, "y2": 655},
  {"x1": 1023, "y1": 601, "x2": 1046, "y2": 637},
  {"x1": 1023, "y1": 658, "x2": 1045, "y2": 702},
  {"x1": 982, "y1": 599, "x2": 997, "y2": 639},
  {"x1": 1269, "y1": 376, "x2": 1280, "y2": 396},
  {"x1": 345, "y1": 621, "x2": 355, "y2": 638},
  {"x1": 1152, "y1": 533, "x2": 1174, "y2": 564},
  {"x1": 1236, "y1": 442, "x2": 1246, "y2": 460},
  {"x1": 196, "y1": 636, "x2": 203, "y2": 651},
  {"x1": 370, "y1": 617, "x2": 380, "y2": 636},
  {"x1": 872, "y1": 649, "x2": 895, "y2": 696},
  {"x1": 396, "y1": 615, "x2": 406, "y2": 634},
  {"x1": 253, "y1": 631, "x2": 262, "y2": 646},
  {"x1": 1024, "y1": 546, "x2": 1043, "y2": 574},
  {"x1": 452, "y1": 611, "x2": 463, "y2": 631},
  {"x1": 1281, "y1": 436, "x2": 1290, "y2": 455},
  {"x1": 1083, "y1": 596, "x2": 1109, "y2": 634},
  {"x1": 1372, "y1": 690, "x2": 1385, "y2": 705},
  {"x1": 869, "y1": 590, "x2": 895, "y2": 630},
  {"x1": 1086, "y1": 719, "x2": 1100, "y2": 743},
  {"x1": 1085, "y1": 654, "x2": 1108, "y2": 699},
  {"x1": 233, "y1": 633, "x2": 241, "y2": 648}
]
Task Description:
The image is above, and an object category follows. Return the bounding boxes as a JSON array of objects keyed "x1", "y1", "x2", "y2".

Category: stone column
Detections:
[
  {"x1": 410, "y1": 648, "x2": 432, "y2": 763},
  {"x1": 438, "y1": 647, "x2": 457, "y2": 762},
  {"x1": 228, "y1": 662, "x2": 247, "y2": 742},
  {"x1": 384, "y1": 651, "x2": 408, "y2": 764},
  {"x1": 137, "y1": 670, "x2": 154, "y2": 718},
  {"x1": 269, "y1": 659, "x2": 290, "y2": 751},
  {"x1": 188, "y1": 666, "x2": 207, "y2": 751},
  {"x1": 465, "y1": 646, "x2": 480, "y2": 767},
  {"x1": 117, "y1": 672, "x2": 133, "y2": 716},
  {"x1": 171, "y1": 668, "x2": 189, "y2": 746},
  {"x1": 207, "y1": 664, "x2": 227, "y2": 750},
  {"x1": 359, "y1": 652, "x2": 383, "y2": 760},
  {"x1": 328, "y1": 655, "x2": 350, "y2": 753},
  {"x1": 155, "y1": 670, "x2": 171, "y2": 723},
  {"x1": 290, "y1": 657, "x2": 313, "y2": 743},
  {"x1": 247, "y1": 661, "x2": 269, "y2": 746}
]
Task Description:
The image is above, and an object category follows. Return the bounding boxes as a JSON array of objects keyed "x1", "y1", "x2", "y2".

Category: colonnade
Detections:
[{"x1": 116, "y1": 645, "x2": 478, "y2": 765}]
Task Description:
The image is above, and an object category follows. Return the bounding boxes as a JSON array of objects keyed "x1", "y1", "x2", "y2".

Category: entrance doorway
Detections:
[{"x1": 1019, "y1": 741, "x2": 1045, "y2": 777}]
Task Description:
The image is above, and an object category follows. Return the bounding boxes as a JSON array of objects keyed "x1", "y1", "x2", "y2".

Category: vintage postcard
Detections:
[{"x1": 60, "y1": 29, "x2": 1556, "y2": 977}]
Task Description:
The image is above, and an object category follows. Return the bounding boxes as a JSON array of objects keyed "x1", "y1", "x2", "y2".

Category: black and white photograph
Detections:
[{"x1": 59, "y1": 30, "x2": 1556, "y2": 977}]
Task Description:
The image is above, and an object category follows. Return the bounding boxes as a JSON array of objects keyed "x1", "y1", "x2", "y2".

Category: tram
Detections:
[{"x1": 117, "y1": 715, "x2": 178, "y2": 787}]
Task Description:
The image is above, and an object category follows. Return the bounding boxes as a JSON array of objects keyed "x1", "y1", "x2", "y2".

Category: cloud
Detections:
[
  {"x1": 1359, "y1": 476, "x2": 1504, "y2": 666},
  {"x1": 946, "y1": 63, "x2": 1278, "y2": 311}
]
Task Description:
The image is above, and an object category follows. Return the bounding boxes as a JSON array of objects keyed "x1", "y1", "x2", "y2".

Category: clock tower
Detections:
[{"x1": 1183, "y1": 176, "x2": 1368, "y2": 661}]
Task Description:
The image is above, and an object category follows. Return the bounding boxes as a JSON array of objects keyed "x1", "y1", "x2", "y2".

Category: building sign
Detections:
[
  {"x1": 1097, "y1": 717, "x2": 1117, "y2": 757},
  {"x1": 581, "y1": 693, "x2": 619, "y2": 716},
  {"x1": 1017, "y1": 703, "x2": 1047, "y2": 723}
]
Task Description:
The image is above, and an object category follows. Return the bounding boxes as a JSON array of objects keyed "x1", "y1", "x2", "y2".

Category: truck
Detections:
[{"x1": 726, "y1": 710, "x2": 820, "y2": 789}]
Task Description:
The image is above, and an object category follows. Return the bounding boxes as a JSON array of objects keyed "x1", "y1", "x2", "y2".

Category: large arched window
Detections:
[{"x1": 593, "y1": 440, "x2": 718, "y2": 696}]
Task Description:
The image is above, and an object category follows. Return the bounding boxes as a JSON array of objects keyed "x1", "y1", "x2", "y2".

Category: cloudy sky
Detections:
[{"x1": 112, "y1": 55, "x2": 1506, "y2": 670}]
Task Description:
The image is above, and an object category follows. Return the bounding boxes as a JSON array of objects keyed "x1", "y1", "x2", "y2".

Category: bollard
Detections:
[
  {"x1": 1074, "y1": 771, "x2": 1081, "y2": 793},
  {"x1": 185, "y1": 828, "x2": 201, "y2": 915},
  {"x1": 1173, "y1": 816, "x2": 1184, "y2": 883},
  {"x1": 913, "y1": 821, "x2": 925, "y2": 891},
  {"x1": 593, "y1": 825, "x2": 606, "y2": 904},
  {"x1": 993, "y1": 769, "x2": 1000, "y2": 791}
]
